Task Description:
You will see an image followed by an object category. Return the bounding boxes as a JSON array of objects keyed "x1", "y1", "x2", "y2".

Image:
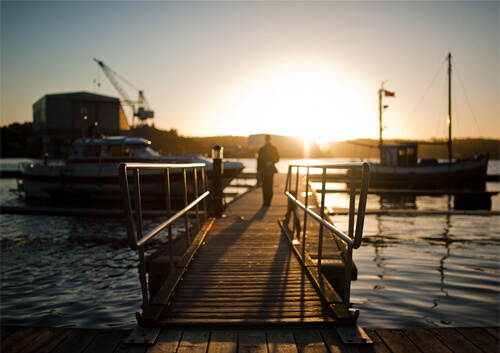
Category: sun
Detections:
[{"x1": 213, "y1": 63, "x2": 374, "y2": 143}]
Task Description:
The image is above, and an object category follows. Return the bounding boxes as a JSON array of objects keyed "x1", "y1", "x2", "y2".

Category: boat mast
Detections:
[
  {"x1": 448, "y1": 52, "x2": 452, "y2": 163},
  {"x1": 379, "y1": 82, "x2": 384, "y2": 154}
]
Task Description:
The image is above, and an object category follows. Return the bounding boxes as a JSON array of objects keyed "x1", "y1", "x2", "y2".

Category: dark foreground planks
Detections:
[{"x1": 1, "y1": 326, "x2": 498, "y2": 353}]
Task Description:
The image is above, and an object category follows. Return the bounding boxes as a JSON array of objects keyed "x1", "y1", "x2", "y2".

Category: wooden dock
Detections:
[
  {"x1": 1, "y1": 325, "x2": 498, "y2": 352},
  {"x1": 140, "y1": 173, "x2": 354, "y2": 328}
]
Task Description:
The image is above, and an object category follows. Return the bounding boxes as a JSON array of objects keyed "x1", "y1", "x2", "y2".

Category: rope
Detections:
[
  {"x1": 397, "y1": 59, "x2": 447, "y2": 137},
  {"x1": 453, "y1": 77, "x2": 465, "y2": 148},
  {"x1": 453, "y1": 60, "x2": 487, "y2": 152}
]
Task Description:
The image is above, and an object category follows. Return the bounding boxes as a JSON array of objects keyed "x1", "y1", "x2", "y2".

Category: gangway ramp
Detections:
[{"x1": 140, "y1": 174, "x2": 354, "y2": 328}]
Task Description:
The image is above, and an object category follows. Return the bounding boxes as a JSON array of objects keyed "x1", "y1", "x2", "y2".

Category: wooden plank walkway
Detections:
[
  {"x1": 141, "y1": 174, "x2": 353, "y2": 328},
  {"x1": 2, "y1": 325, "x2": 498, "y2": 353}
]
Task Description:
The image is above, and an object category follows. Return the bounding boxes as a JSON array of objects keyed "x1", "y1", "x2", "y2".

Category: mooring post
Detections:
[{"x1": 212, "y1": 145, "x2": 224, "y2": 218}]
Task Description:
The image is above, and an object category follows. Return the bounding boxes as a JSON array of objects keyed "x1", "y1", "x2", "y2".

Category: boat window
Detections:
[
  {"x1": 407, "y1": 146, "x2": 417, "y2": 166},
  {"x1": 108, "y1": 145, "x2": 131, "y2": 157},
  {"x1": 130, "y1": 144, "x2": 146, "y2": 153},
  {"x1": 83, "y1": 146, "x2": 101, "y2": 157},
  {"x1": 398, "y1": 148, "x2": 406, "y2": 157},
  {"x1": 128, "y1": 144, "x2": 160, "y2": 156},
  {"x1": 145, "y1": 146, "x2": 160, "y2": 156}
]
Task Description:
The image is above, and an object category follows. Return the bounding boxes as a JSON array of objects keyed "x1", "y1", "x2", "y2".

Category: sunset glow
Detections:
[
  {"x1": 213, "y1": 64, "x2": 375, "y2": 143},
  {"x1": 1, "y1": 1, "x2": 498, "y2": 141}
]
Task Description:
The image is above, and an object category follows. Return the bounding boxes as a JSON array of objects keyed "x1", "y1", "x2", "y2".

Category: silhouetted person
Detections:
[
  {"x1": 88, "y1": 122, "x2": 104, "y2": 139},
  {"x1": 257, "y1": 135, "x2": 279, "y2": 206}
]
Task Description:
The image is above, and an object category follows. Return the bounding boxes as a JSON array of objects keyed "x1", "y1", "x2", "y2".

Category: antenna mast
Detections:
[
  {"x1": 378, "y1": 82, "x2": 385, "y2": 154},
  {"x1": 447, "y1": 52, "x2": 452, "y2": 163}
]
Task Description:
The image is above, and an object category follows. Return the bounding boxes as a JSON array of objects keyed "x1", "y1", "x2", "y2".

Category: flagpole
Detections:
[
  {"x1": 379, "y1": 82, "x2": 395, "y2": 162},
  {"x1": 379, "y1": 82, "x2": 384, "y2": 155},
  {"x1": 448, "y1": 52, "x2": 452, "y2": 163}
]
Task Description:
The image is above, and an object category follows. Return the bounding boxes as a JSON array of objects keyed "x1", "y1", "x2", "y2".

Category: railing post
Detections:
[
  {"x1": 212, "y1": 145, "x2": 224, "y2": 218},
  {"x1": 138, "y1": 245, "x2": 149, "y2": 309},
  {"x1": 183, "y1": 168, "x2": 191, "y2": 246},
  {"x1": 344, "y1": 167, "x2": 357, "y2": 309},
  {"x1": 202, "y1": 166, "x2": 208, "y2": 223},
  {"x1": 285, "y1": 165, "x2": 291, "y2": 193},
  {"x1": 133, "y1": 169, "x2": 143, "y2": 243},
  {"x1": 344, "y1": 246, "x2": 353, "y2": 309},
  {"x1": 119, "y1": 163, "x2": 137, "y2": 250},
  {"x1": 317, "y1": 167, "x2": 327, "y2": 273},
  {"x1": 302, "y1": 167, "x2": 310, "y2": 259},
  {"x1": 165, "y1": 168, "x2": 174, "y2": 274},
  {"x1": 133, "y1": 169, "x2": 149, "y2": 309},
  {"x1": 293, "y1": 166, "x2": 300, "y2": 238},
  {"x1": 194, "y1": 167, "x2": 200, "y2": 229},
  {"x1": 348, "y1": 168, "x2": 357, "y2": 240}
]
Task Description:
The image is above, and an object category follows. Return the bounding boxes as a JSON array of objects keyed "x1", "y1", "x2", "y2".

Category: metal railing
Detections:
[
  {"x1": 285, "y1": 162, "x2": 370, "y2": 309},
  {"x1": 119, "y1": 162, "x2": 210, "y2": 310}
]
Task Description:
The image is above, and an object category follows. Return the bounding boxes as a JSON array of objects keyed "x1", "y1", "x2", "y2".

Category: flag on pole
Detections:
[{"x1": 384, "y1": 90, "x2": 395, "y2": 97}]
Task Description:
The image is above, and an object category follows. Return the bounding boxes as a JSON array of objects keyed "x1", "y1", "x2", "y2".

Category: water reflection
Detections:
[
  {"x1": 379, "y1": 195, "x2": 416, "y2": 210},
  {"x1": 373, "y1": 215, "x2": 388, "y2": 282},
  {"x1": 347, "y1": 193, "x2": 499, "y2": 328}
]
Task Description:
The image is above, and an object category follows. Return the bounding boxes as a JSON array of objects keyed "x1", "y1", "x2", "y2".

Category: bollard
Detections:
[{"x1": 212, "y1": 145, "x2": 224, "y2": 218}]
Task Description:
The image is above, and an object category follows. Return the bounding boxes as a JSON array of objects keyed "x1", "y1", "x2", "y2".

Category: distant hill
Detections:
[
  {"x1": 0, "y1": 122, "x2": 36, "y2": 157},
  {"x1": 1, "y1": 122, "x2": 498, "y2": 159},
  {"x1": 148, "y1": 129, "x2": 325, "y2": 159},
  {"x1": 146, "y1": 127, "x2": 252, "y2": 157}
]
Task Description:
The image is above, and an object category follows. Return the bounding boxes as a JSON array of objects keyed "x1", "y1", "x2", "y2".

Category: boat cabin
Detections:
[
  {"x1": 70, "y1": 137, "x2": 160, "y2": 159},
  {"x1": 380, "y1": 143, "x2": 418, "y2": 167}
]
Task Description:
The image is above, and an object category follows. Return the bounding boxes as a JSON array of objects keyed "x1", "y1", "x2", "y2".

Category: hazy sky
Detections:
[{"x1": 1, "y1": 1, "x2": 498, "y2": 142}]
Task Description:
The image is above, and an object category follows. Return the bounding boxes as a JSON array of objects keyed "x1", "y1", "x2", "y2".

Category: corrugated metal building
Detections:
[{"x1": 33, "y1": 91, "x2": 131, "y2": 156}]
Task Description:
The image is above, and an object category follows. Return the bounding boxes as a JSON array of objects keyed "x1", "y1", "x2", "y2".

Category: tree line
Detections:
[{"x1": 1, "y1": 122, "x2": 498, "y2": 159}]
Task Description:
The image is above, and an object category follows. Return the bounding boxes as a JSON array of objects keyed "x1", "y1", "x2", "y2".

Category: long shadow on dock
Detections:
[{"x1": 143, "y1": 174, "x2": 347, "y2": 328}]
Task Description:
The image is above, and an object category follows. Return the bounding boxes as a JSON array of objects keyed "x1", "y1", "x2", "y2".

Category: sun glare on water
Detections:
[{"x1": 217, "y1": 64, "x2": 374, "y2": 143}]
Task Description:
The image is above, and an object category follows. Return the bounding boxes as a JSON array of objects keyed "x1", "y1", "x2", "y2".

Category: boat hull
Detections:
[
  {"x1": 367, "y1": 153, "x2": 488, "y2": 189},
  {"x1": 21, "y1": 160, "x2": 244, "y2": 207}
]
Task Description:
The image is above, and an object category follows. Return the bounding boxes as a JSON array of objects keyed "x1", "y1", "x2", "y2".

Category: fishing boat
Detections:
[
  {"x1": 20, "y1": 136, "x2": 245, "y2": 205},
  {"x1": 368, "y1": 53, "x2": 488, "y2": 189}
]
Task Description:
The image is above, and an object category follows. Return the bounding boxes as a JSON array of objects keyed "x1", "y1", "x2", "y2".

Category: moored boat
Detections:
[
  {"x1": 369, "y1": 143, "x2": 488, "y2": 188},
  {"x1": 20, "y1": 136, "x2": 244, "y2": 205},
  {"x1": 367, "y1": 53, "x2": 488, "y2": 189}
]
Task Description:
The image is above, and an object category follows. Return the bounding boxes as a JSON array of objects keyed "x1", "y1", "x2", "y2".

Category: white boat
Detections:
[
  {"x1": 21, "y1": 136, "x2": 245, "y2": 205},
  {"x1": 367, "y1": 53, "x2": 488, "y2": 189}
]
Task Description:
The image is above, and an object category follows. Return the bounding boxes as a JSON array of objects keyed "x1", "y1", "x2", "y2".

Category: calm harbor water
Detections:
[{"x1": 0, "y1": 158, "x2": 499, "y2": 329}]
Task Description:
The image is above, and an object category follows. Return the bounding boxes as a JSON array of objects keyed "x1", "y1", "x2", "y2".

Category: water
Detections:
[
  {"x1": 342, "y1": 213, "x2": 499, "y2": 327},
  {"x1": 1, "y1": 158, "x2": 499, "y2": 328}
]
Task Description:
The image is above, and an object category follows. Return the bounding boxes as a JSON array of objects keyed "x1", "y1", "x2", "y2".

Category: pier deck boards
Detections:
[
  {"x1": 2, "y1": 325, "x2": 498, "y2": 353},
  {"x1": 142, "y1": 174, "x2": 352, "y2": 327}
]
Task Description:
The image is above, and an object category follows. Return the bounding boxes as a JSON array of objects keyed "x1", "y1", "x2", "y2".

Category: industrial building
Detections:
[
  {"x1": 249, "y1": 134, "x2": 324, "y2": 158},
  {"x1": 32, "y1": 91, "x2": 131, "y2": 157}
]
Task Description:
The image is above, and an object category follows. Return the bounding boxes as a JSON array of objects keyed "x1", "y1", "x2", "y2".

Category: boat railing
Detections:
[
  {"x1": 16, "y1": 162, "x2": 30, "y2": 193},
  {"x1": 284, "y1": 162, "x2": 371, "y2": 309},
  {"x1": 118, "y1": 162, "x2": 210, "y2": 310}
]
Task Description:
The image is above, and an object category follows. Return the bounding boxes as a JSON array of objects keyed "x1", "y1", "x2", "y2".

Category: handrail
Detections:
[
  {"x1": 284, "y1": 162, "x2": 370, "y2": 309},
  {"x1": 118, "y1": 162, "x2": 210, "y2": 310},
  {"x1": 135, "y1": 191, "x2": 210, "y2": 249}
]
